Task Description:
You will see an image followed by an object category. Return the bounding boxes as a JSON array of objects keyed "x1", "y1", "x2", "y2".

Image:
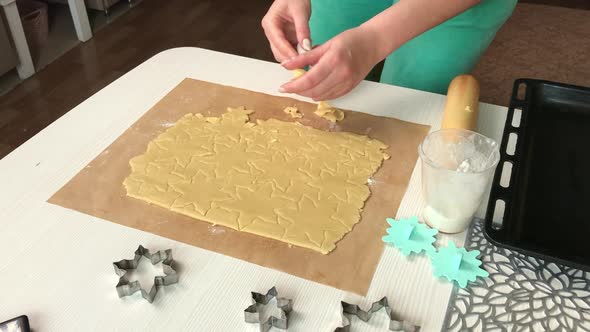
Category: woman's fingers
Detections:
[
  {"x1": 269, "y1": 44, "x2": 282, "y2": 62},
  {"x1": 281, "y1": 59, "x2": 357, "y2": 100},
  {"x1": 322, "y1": 85, "x2": 352, "y2": 101},
  {"x1": 262, "y1": 17, "x2": 297, "y2": 62},
  {"x1": 297, "y1": 69, "x2": 340, "y2": 100},
  {"x1": 281, "y1": 44, "x2": 326, "y2": 69},
  {"x1": 294, "y1": 16, "x2": 310, "y2": 46},
  {"x1": 279, "y1": 55, "x2": 333, "y2": 94},
  {"x1": 269, "y1": 29, "x2": 298, "y2": 61},
  {"x1": 280, "y1": 44, "x2": 356, "y2": 100},
  {"x1": 276, "y1": 25, "x2": 379, "y2": 101},
  {"x1": 304, "y1": 68, "x2": 355, "y2": 101},
  {"x1": 319, "y1": 72, "x2": 357, "y2": 100},
  {"x1": 261, "y1": 0, "x2": 311, "y2": 62}
]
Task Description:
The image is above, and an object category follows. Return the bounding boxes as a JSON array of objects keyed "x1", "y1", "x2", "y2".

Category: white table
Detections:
[
  {"x1": 0, "y1": 0, "x2": 91, "y2": 79},
  {"x1": 0, "y1": 48, "x2": 507, "y2": 331}
]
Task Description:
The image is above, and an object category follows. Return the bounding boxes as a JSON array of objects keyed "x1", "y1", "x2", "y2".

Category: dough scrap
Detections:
[
  {"x1": 314, "y1": 101, "x2": 344, "y2": 123},
  {"x1": 292, "y1": 69, "x2": 307, "y2": 78},
  {"x1": 124, "y1": 107, "x2": 389, "y2": 254},
  {"x1": 283, "y1": 106, "x2": 303, "y2": 119}
]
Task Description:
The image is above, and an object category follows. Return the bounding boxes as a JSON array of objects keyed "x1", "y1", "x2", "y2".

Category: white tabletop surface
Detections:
[{"x1": 0, "y1": 48, "x2": 507, "y2": 332}]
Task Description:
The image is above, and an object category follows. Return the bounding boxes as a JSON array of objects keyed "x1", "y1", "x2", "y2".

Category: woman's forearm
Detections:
[{"x1": 360, "y1": 0, "x2": 481, "y2": 60}]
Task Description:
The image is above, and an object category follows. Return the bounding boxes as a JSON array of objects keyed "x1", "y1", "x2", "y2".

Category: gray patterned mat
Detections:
[{"x1": 442, "y1": 219, "x2": 590, "y2": 331}]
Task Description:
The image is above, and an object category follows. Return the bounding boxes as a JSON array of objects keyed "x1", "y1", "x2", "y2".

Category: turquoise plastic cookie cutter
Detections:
[
  {"x1": 429, "y1": 240, "x2": 489, "y2": 288},
  {"x1": 382, "y1": 216, "x2": 438, "y2": 256}
]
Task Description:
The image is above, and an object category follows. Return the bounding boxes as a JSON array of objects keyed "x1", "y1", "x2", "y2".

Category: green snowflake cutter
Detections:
[
  {"x1": 429, "y1": 240, "x2": 489, "y2": 288},
  {"x1": 382, "y1": 216, "x2": 438, "y2": 256}
]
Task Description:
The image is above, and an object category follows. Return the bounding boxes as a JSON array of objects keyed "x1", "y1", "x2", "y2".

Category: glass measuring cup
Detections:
[{"x1": 419, "y1": 129, "x2": 500, "y2": 233}]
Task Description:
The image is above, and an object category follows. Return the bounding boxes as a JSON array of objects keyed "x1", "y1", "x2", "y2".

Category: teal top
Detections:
[{"x1": 309, "y1": 0, "x2": 517, "y2": 94}]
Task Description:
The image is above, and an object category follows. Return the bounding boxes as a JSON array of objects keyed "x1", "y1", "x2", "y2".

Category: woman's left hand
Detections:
[{"x1": 280, "y1": 26, "x2": 384, "y2": 101}]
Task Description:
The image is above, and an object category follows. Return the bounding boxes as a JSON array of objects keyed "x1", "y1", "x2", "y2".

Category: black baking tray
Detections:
[{"x1": 484, "y1": 79, "x2": 590, "y2": 270}]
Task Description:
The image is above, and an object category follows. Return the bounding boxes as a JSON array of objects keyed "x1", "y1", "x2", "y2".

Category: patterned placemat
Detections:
[{"x1": 442, "y1": 219, "x2": 590, "y2": 331}]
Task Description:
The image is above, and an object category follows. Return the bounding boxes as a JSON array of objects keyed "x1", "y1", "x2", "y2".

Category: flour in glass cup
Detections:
[{"x1": 420, "y1": 130, "x2": 499, "y2": 233}]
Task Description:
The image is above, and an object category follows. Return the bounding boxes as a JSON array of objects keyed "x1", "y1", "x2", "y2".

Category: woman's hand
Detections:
[
  {"x1": 261, "y1": 0, "x2": 311, "y2": 62},
  {"x1": 280, "y1": 26, "x2": 384, "y2": 101},
  {"x1": 278, "y1": 0, "x2": 483, "y2": 101}
]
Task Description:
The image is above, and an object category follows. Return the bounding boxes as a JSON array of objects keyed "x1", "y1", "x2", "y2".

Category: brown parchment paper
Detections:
[{"x1": 49, "y1": 78, "x2": 429, "y2": 295}]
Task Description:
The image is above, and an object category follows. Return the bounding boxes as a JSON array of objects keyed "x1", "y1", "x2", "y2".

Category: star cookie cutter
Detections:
[
  {"x1": 113, "y1": 245, "x2": 178, "y2": 303},
  {"x1": 382, "y1": 216, "x2": 438, "y2": 256},
  {"x1": 429, "y1": 240, "x2": 489, "y2": 288},
  {"x1": 244, "y1": 287, "x2": 293, "y2": 332},
  {"x1": 335, "y1": 297, "x2": 420, "y2": 332}
]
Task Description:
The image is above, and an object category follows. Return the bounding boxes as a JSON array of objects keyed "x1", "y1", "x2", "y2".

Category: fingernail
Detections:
[
  {"x1": 302, "y1": 38, "x2": 311, "y2": 51},
  {"x1": 296, "y1": 43, "x2": 305, "y2": 55},
  {"x1": 279, "y1": 87, "x2": 286, "y2": 93}
]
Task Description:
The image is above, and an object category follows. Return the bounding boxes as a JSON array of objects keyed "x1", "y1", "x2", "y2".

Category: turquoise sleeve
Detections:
[{"x1": 309, "y1": 0, "x2": 517, "y2": 94}]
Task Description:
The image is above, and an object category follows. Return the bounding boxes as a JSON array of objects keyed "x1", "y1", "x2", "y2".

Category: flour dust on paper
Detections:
[{"x1": 123, "y1": 106, "x2": 389, "y2": 254}]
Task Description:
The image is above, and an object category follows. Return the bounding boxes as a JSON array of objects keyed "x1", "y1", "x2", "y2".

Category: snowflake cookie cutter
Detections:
[
  {"x1": 429, "y1": 240, "x2": 489, "y2": 288},
  {"x1": 113, "y1": 245, "x2": 178, "y2": 303},
  {"x1": 382, "y1": 216, "x2": 438, "y2": 256},
  {"x1": 334, "y1": 297, "x2": 420, "y2": 332},
  {"x1": 244, "y1": 287, "x2": 293, "y2": 332}
]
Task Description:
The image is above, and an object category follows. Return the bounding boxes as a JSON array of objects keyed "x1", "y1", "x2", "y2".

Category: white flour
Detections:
[{"x1": 420, "y1": 130, "x2": 500, "y2": 233}]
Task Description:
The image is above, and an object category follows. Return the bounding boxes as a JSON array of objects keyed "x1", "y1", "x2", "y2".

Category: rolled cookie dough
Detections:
[{"x1": 124, "y1": 107, "x2": 389, "y2": 254}]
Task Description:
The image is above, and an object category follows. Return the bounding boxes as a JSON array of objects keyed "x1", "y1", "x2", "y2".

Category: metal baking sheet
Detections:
[{"x1": 485, "y1": 79, "x2": 590, "y2": 270}]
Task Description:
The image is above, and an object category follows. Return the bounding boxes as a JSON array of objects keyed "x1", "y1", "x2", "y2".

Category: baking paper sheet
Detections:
[{"x1": 49, "y1": 78, "x2": 429, "y2": 295}]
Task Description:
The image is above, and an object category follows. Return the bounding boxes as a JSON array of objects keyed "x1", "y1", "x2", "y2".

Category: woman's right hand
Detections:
[{"x1": 261, "y1": 0, "x2": 311, "y2": 63}]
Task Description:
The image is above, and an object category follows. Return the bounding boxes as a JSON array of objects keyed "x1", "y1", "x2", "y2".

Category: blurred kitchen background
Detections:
[{"x1": 0, "y1": 0, "x2": 588, "y2": 158}]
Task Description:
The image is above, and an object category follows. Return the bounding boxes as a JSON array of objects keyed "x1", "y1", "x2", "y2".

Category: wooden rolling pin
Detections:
[{"x1": 441, "y1": 74, "x2": 480, "y2": 131}]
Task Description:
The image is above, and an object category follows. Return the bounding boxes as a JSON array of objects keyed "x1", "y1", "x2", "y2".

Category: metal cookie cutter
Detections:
[
  {"x1": 113, "y1": 245, "x2": 178, "y2": 303},
  {"x1": 335, "y1": 297, "x2": 420, "y2": 332},
  {"x1": 244, "y1": 287, "x2": 293, "y2": 332}
]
